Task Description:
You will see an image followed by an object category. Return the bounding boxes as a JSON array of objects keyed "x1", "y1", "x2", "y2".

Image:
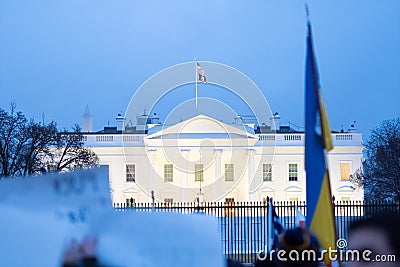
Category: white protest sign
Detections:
[
  {"x1": 0, "y1": 166, "x2": 111, "y2": 225},
  {"x1": 89, "y1": 211, "x2": 225, "y2": 267},
  {"x1": 0, "y1": 203, "x2": 69, "y2": 267}
]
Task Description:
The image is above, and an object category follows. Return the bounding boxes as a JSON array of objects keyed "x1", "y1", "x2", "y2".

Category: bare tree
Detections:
[
  {"x1": 22, "y1": 121, "x2": 58, "y2": 175},
  {"x1": 349, "y1": 168, "x2": 364, "y2": 189},
  {"x1": 0, "y1": 106, "x2": 98, "y2": 178},
  {"x1": 50, "y1": 124, "x2": 98, "y2": 172},
  {"x1": 0, "y1": 107, "x2": 28, "y2": 177},
  {"x1": 354, "y1": 118, "x2": 400, "y2": 201}
]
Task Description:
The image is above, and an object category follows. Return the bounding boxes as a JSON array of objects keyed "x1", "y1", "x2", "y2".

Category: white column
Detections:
[
  {"x1": 247, "y1": 148, "x2": 255, "y2": 201},
  {"x1": 214, "y1": 148, "x2": 223, "y2": 201},
  {"x1": 180, "y1": 149, "x2": 190, "y2": 202},
  {"x1": 147, "y1": 149, "x2": 156, "y2": 202}
]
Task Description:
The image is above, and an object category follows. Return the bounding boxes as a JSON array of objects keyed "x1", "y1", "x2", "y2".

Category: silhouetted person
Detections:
[
  {"x1": 348, "y1": 212, "x2": 400, "y2": 267},
  {"x1": 62, "y1": 237, "x2": 102, "y2": 267}
]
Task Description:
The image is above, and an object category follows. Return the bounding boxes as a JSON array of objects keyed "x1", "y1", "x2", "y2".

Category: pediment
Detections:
[
  {"x1": 284, "y1": 186, "x2": 302, "y2": 192},
  {"x1": 122, "y1": 188, "x2": 140, "y2": 193},
  {"x1": 145, "y1": 114, "x2": 257, "y2": 141},
  {"x1": 337, "y1": 185, "x2": 356, "y2": 192},
  {"x1": 260, "y1": 186, "x2": 276, "y2": 193}
]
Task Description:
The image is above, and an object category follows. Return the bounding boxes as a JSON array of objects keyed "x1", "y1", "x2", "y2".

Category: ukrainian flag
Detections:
[{"x1": 305, "y1": 22, "x2": 337, "y2": 266}]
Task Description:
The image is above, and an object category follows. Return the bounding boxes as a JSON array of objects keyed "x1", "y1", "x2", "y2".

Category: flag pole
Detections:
[
  {"x1": 195, "y1": 59, "x2": 198, "y2": 114},
  {"x1": 305, "y1": 4, "x2": 310, "y2": 21},
  {"x1": 304, "y1": 7, "x2": 339, "y2": 267}
]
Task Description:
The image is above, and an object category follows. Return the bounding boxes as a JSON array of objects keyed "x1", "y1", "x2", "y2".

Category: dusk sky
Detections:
[{"x1": 0, "y1": 0, "x2": 399, "y2": 139}]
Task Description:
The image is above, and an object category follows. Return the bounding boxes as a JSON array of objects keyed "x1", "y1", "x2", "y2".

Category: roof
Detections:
[{"x1": 255, "y1": 125, "x2": 300, "y2": 134}]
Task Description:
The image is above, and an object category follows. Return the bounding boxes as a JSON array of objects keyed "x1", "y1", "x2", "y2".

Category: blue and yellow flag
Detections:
[{"x1": 305, "y1": 22, "x2": 337, "y2": 266}]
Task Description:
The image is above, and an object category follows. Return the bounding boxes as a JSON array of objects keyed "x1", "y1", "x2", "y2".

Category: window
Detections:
[
  {"x1": 126, "y1": 197, "x2": 135, "y2": 206},
  {"x1": 47, "y1": 164, "x2": 57, "y2": 173},
  {"x1": 224, "y1": 198, "x2": 235, "y2": 216},
  {"x1": 164, "y1": 198, "x2": 173, "y2": 204},
  {"x1": 195, "y1": 164, "x2": 203, "y2": 182},
  {"x1": 225, "y1": 198, "x2": 235, "y2": 204},
  {"x1": 126, "y1": 164, "x2": 135, "y2": 182},
  {"x1": 164, "y1": 164, "x2": 173, "y2": 182},
  {"x1": 164, "y1": 198, "x2": 173, "y2": 207},
  {"x1": 340, "y1": 163, "x2": 351, "y2": 181},
  {"x1": 289, "y1": 197, "x2": 299, "y2": 203},
  {"x1": 225, "y1": 164, "x2": 234, "y2": 181},
  {"x1": 263, "y1": 163, "x2": 272, "y2": 181},
  {"x1": 288, "y1": 163, "x2": 298, "y2": 181}
]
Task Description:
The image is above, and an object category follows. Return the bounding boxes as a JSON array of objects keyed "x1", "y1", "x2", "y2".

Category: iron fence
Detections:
[{"x1": 113, "y1": 200, "x2": 400, "y2": 263}]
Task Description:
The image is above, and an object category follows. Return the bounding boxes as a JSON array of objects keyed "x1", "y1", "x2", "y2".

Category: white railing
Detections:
[
  {"x1": 83, "y1": 134, "x2": 145, "y2": 147},
  {"x1": 257, "y1": 133, "x2": 362, "y2": 146},
  {"x1": 96, "y1": 135, "x2": 113, "y2": 142},
  {"x1": 83, "y1": 133, "x2": 362, "y2": 147},
  {"x1": 258, "y1": 135, "x2": 275, "y2": 141},
  {"x1": 123, "y1": 135, "x2": 140, "y2": 142},
  {"x1": 336, "y1": 134, "x2": 353, "y2": 141},
  {"x1": 284, "y1": 134, "x2": 302, "y2": 141}
]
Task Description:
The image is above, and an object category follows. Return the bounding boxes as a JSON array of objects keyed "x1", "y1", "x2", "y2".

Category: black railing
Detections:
[{"x1": 113, "y1": 200, "x2": 400, "y2": 263}]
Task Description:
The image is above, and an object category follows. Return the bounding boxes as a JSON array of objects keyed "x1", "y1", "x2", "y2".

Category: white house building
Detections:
[{"x1": 82, "y1": 111, "x2": 364, "y2": 205}]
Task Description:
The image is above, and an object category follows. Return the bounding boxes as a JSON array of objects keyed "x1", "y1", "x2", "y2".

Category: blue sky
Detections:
[{"x1": 0, "y1": 0, "x2": 399, "y2": 138}]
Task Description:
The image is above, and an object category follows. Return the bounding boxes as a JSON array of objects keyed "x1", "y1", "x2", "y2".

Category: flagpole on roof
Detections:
[
  {"x1": 195, "y1": 60, "x2": 206, "y2": 114},
  {"x1": 195, "y1": 58, "x2": 198, "y2": 114},
  {"x1": 305, "y1": 4, "x2": 310, "y2": 22}
]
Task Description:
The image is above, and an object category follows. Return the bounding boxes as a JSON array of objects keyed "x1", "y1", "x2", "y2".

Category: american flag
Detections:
[
  {"x1": 295, "y1": 205, "x2": 306, "y2": 228},
  {"x1": 196, "y1": 62, "x2": 204, "y2": 73},
  {"x1": 198, "y1": 73, "x2": 206, "y2": 83},
  {"x1": 196, "y1": 62, "x2": 206, "y2": 82},
  {"x1": 268, "y1": 198, "x2": 284, "y2": 252}
]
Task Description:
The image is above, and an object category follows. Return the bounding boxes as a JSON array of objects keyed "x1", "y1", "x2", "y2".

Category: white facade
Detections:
[{"x1": 83, "y1": 114, "x2": 364, "y2": 205}]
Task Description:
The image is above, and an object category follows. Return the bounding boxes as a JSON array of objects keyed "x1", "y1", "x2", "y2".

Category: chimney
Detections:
[
  {"x1": 136, "y1": 114, "x2": 149, "y2": 133},
  {"x1": 116, "y1": 113, "x2": 125, "y2": 131},
  {"x1": 348, "y1": 121, "x2": 357, "y2": 133},
  {"x1": 82, "y1": 105, "x2": 92, "y2": 132},
  {"x1": 270, "y1": 112, "x2": 280, "y2": 131},
  {"x1": 234, "y1": 115, "x2": 242, "y2": 125}
]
